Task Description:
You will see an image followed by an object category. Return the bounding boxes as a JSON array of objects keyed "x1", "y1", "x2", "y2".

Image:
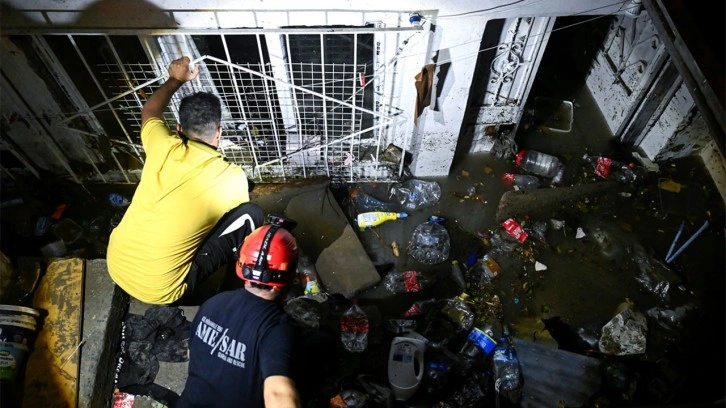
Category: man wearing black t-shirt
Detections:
[{"x1": 177, "y1": 219, "x2": 300, "y2": 408}]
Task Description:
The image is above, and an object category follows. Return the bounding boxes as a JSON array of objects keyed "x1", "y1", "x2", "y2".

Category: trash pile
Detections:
[{"x1": 290, "y1": 164, "x2": 721, "y2": 407}]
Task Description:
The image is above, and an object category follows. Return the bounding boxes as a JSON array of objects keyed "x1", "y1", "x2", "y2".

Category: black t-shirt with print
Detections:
[{"x1": 177, "y1": 288, "x2": 296, "y2": 407}]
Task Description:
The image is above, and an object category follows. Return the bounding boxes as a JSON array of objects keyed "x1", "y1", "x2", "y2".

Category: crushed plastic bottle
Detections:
[
  {"x1": 502, "y1": 173, "x2": 541, "y2": 190},
  {"x1": 409, "y1": 217, "x2": 450, "y2": 265},
  {"x1": 467, "y1": 255, "x2": 501, "y2": 289},
  {"x1": 439, "y1": 294, "x2": 475, "y2": 332},
  {"x1": 390, "y1": 179, "x2": 442, "y2": 211},
  {"x1": 515, "y1": 150, "x2": 564, "y2": 184},
  {"x1": 403, "y1": 299, "x2": 436, "y2": 318},
  {"x1": 582, "y1": 154, "x2": 637, "y2": 183},
  {"x1": 383, "y1": 270, "x2": 429, "y2": 293},
  {"x1": 340, "y1": 304, "x2": 369, "y2": 353},
  {"x1": 350, "y1": 186, "x2": 399, "y2": 212},
  {"x1": 492, "y1": 335, "x2": 523, "y2": 403}
]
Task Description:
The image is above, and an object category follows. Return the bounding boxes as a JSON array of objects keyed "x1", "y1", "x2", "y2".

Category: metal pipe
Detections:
[{"x1": 665, "y1": 220, "x2": 709, "y2": 264}]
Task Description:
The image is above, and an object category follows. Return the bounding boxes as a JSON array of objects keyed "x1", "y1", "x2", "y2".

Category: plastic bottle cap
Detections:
[
  {"x1": 398, "y1": 213, "x2": 409, "y2": 218},
  {"x1": 515, "y1": 150, "x2": 526, "y2": 166}
]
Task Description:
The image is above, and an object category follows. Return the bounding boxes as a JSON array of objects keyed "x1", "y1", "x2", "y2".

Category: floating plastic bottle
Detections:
[
  {"x1": 340, "y1": 304, "x2": 369, "y2": 353},
  {"x1": 492, "y1": 336, "x2": 523, "y2": 399},
  {"x1": 383, "y1": 270, "x2": 429, "y2": 293},
  {"x1": 460, "y1": 326, "x2": 497, "y2": 360},
  {"x1": 467, "y1": 254, "x2": 502, "y2": 288},
  {"x1": 515, "y1": 150, "x2": 564, "y2": 183},
  {"x1": 582, "y1": 155, "x2": 637, "y2": 183},
  {"x1": 502, "y1": 173, "x2": 541, "y2": 190},
  {"x1": 439, "y1": 293, "x2": 475, "y2": 332},
  {"x1": 403, "y1": 299, "x2": 436, "y2": 318},
  {"x1": 390, "y1": 179, "x2": 442, "y2": 211},
  {"x1": 450, "y1": 260, "x2": 467, "y2": 294},
  {"x1": 350, "y1": 186, "x2": 399, "y2": 212},
  {"x1": 409, "y1": 217, "x2": 450, "y2": 265},
  {"x1": 356, "y1": 211, "x2": 408, "y2": 230}
]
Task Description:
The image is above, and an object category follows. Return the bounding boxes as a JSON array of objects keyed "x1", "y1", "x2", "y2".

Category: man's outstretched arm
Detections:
[
  {"x1": 263, "y1": 375, "x2": 300, "y2": 408},
  {"x1": 141, "y1": 56, "x2": 200, "y2": 125}
]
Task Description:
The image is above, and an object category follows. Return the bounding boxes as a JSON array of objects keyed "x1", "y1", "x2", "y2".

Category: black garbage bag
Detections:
[
  {"x1": 115, "y1": 306, "x2": 191, "y2": 388},
  {"x1": 116, "y1": 326, "x2": 159, "y2": 388}
]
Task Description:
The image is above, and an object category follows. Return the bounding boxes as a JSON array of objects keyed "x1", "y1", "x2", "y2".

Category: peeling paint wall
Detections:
[
  {"x1": 700, "y1": 139, "x2": 726, "y2": 204},
  {"x1": 638, "y1": 84, "x2": 711, "y2": 160}
]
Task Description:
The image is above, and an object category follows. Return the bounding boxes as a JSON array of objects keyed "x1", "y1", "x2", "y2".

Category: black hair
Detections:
[{"x1": 178, "y1": 92, "x2": 221, "y2": 143}]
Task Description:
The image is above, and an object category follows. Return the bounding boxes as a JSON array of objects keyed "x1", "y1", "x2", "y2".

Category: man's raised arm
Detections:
[{"x1": 141, "y1": 56, "x2": 200, "y2": 125}]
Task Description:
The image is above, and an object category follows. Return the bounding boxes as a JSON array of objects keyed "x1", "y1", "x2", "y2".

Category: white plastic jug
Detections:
[{"x1": 387, "y1": 336, "x2": 426, "y2": 401}]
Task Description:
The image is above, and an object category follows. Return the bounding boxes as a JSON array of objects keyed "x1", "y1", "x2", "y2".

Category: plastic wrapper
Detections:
[
  {"x1": 340, "y1": 304, "x2": 369, "y2": 353},
  {"x1": 383, "y1": 270, "x2": 429, "y2": 293},
  {"x1": 390, "y1": 179, "x2": 441, "y2": 211},
  {"x1": 409, "y1": 220, "x2": 450, "y2": 265},
  {"x1": 632, "y1": 248, "x2": 680, "y2": 302},
  {"x1": 526, "y1": 220, "x2": 548, "y2": 243},
  {"x1": 284, "y1": 296, "x2": 326, "y2": 329},
  {"x1": 646, "y1": 303, "x2": 695, "y2": 331}
]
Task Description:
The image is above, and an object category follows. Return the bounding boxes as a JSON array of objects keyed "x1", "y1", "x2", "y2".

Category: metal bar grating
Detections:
[{"x1": 97, "y1": 59, "x2": 387, "y2": 180}]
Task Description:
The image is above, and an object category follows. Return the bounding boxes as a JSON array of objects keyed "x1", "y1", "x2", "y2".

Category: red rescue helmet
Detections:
[{"x1": 236, "y1": 224, "x2": 298, "y2": 288}]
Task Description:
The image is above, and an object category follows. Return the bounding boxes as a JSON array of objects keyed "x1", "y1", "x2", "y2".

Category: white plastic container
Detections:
[{"x1": 388, "y1": 336, "x2": 426, "y2": 401}]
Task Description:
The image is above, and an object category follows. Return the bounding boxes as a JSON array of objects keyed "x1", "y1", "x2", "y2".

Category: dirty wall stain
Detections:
[{"x1": 23, "y1": 257, "x2": 83, "y2": 408}]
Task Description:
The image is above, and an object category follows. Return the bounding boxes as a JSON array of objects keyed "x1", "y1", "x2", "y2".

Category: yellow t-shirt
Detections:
[{"x1": 107, "y1": 118, "x2": 249, "y2": 304}]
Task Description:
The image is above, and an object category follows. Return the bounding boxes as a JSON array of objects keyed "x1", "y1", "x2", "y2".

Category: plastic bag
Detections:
[
  {"x1": 390, "y1": 180, "x2": 441, "y2": 211},
  {"x1": 340, "y1": 304, "x2": 369, "y2": 353},
  {"x1": 409, "y1": 219, "x2": 450, "y2": 265},
  {"x1": 284, "y1": 296, "x2": 326, "y2": 329}
]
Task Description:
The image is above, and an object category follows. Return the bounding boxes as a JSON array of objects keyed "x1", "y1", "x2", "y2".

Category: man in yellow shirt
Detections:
[{"x1": 107, "y1": 56, "x2": 263, "y2": 305}]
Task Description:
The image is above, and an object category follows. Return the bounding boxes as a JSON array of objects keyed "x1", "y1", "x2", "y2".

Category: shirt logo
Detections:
[{"x1": 196, "y1": 316, "x2": 247, "y2": 368}]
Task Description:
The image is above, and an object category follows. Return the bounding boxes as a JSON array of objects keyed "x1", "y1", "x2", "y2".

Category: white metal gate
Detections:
[{"x1": 50, "y1": 32, "x2": 404, "y2": 183}]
